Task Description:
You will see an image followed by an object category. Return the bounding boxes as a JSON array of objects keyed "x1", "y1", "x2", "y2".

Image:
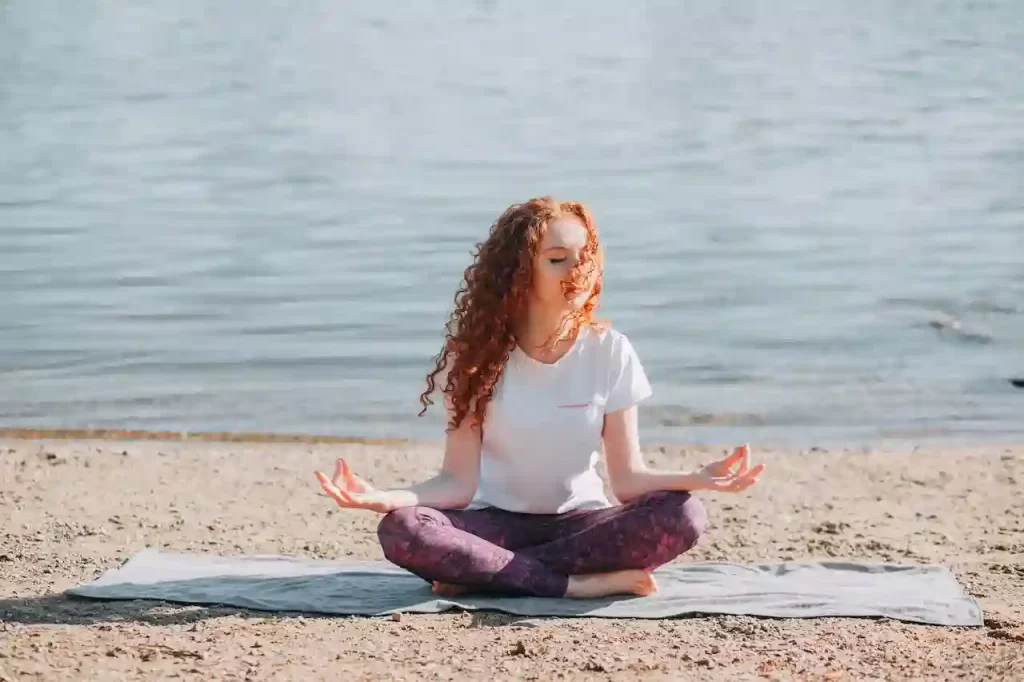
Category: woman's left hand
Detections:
[{"x1": 314, "y1": 458, "x2": 398, "y2": 514}]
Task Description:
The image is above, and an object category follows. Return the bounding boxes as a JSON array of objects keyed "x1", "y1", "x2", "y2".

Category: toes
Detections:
[{"x1": 637, "y1": 573, "x2": 658, "y2": 596}]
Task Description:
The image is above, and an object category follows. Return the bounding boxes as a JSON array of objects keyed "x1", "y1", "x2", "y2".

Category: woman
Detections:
[{"x1": 315, "y1": 196, "x2": 764, "y2": 599}]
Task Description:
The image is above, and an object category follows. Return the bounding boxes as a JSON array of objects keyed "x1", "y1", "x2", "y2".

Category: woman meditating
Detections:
[{"x1": 315, "y1": 196, "x2": 764, "y2": 599}]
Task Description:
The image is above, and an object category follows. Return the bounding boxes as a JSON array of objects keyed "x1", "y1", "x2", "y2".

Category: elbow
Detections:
[
  {"x1": 447, "y1": 474, "x2": 478, "y2": 509},
  {"x1": 449, "y1": 490, "x2": 475, "y2": 509},
  {"x1": 609, "y1": 472, "x2": 644, "y2": 505},
  {"x1": 611, "y1": 486, "x2": 640, "y2": 505},
  {"x1": 608, "y1": 458, "x2": 657, "y2": 503}
]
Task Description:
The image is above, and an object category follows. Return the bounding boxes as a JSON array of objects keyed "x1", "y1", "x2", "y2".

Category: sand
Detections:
[{"x1": 1, "y1": 435, "x2": 1022, "y2": 681}]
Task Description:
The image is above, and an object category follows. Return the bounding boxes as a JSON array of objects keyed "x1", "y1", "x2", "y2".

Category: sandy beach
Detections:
[{"x1": 1, "y1": 434, "x2": 1022, "y2": 681}]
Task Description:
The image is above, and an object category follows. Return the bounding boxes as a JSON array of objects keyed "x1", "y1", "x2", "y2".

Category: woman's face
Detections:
[{"x1": 530, "y1": 215, "x2": 597, "y2": 310}]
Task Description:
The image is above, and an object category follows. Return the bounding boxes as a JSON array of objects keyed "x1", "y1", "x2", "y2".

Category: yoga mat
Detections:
[{"x1": 66, "y1": 548, "x2": 983, "y2": 626}]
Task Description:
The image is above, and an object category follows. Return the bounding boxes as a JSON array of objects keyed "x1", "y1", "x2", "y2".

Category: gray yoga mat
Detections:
[{"x1": 66, "y1": 548, "x2": 983, "y2": 626}]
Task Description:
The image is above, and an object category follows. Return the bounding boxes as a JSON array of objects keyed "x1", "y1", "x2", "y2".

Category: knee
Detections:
[
  {"x1": 644, "y1": 491, "x2": 708, "y2": 552},
  {"x1": 677, "y1": 493, "x2": 708, "y2": 548},
  {"x1": 376, "y1": 507, "x2": 431, "y2": 565}
]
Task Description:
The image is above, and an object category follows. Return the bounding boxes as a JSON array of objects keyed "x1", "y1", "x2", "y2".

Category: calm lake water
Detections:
[{"x1": 2, "y1": 1, "x2": 1022, "y2": 446}]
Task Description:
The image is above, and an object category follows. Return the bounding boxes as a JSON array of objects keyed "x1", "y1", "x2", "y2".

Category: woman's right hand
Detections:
[
  {"x1": 314, "y1": 458, "x2": 397, "y2": 514},
  {"x1": 696, "y1": 444, "x2": 764, "y2": 493}
]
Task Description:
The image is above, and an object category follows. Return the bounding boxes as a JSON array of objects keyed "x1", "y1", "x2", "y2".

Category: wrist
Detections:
[
  {"x1": 378, "y1": 489, "x2": 410, "y2": 512},
  {"x1": 615, "y1": 470, "x2": 702, "y2": 500},
  {"x1": 671, "y1": 471, "x2": 705, "y2": 492}
]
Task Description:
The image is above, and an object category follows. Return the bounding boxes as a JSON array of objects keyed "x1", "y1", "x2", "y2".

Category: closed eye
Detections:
[{"x1": 549, "y1": 257, "x2": 567, "y2": 264}]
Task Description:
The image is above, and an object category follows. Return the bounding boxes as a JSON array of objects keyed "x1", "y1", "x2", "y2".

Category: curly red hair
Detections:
[{"x1": 418, "y1": 196, "x2": 605, "y2": 431}]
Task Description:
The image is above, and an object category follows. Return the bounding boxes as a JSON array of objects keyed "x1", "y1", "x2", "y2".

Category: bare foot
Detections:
[
  {"x1": 564, "y1": 570, "x2": 658, "y2": 599},
  {"x1": 431, "y1": 581, "x2": 472, "y2": 597}
]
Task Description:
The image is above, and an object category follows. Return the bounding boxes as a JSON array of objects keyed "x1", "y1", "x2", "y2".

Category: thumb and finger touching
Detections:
[
  {"x1": 340, "y1": 459, "x2": 359, "y2": 491},
  {"x1": 316, "y1": 470, "x2": 353, "y2": 504},
  {"x1": 703, "y1": 446, "x2": 765, "y2": 492},
  {"x1": 705, "y1": 444, "x2": 749, "y2": 478},
  {"x1": 328, "y1": 458, "x2": 375, "y2": 495},
  {"x1": 723, "y1": 444, "x2": 750, "y2": 475},
  {"x1": 316, "y1": 466, "x2": 382, "y2": 511}
]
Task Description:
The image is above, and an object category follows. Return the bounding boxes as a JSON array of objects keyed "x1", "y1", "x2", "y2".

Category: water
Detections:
[{"x1": 2, "y1": 0, "x2": 1022, "y2": 446}]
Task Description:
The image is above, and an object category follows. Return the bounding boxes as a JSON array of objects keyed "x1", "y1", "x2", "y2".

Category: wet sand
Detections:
[{"x1": 1, "y1": 436, "x2": 1022, "y2": 681}]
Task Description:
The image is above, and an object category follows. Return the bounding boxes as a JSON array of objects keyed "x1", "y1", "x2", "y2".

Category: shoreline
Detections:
[
  {"x1": 0, "y1": 426, "x2": 421, "y2": 446},
  {"x1": 2, "y1": 436, "x2": 1023, "y2": 680},
  {"x1": 3, "y1": 426, "x2": 1023, "y2": 453}
]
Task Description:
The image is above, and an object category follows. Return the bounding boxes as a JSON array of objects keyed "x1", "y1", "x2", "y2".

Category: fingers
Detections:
[
  {"x1": 331, "y1": 458, "x2": 372, "y2": 494},
  {"x1": 732, "y1": 461, "x2": 763, "y2": 484},
  {"x1": 704, "y1": 444, "x2": 751, "y2": 479},
  {"x1": 710, "y1": 478, "x2": 752, "y2": 492},
  {"x1": 316, "y1": 470, "x2": 343, "y2": 497},
  {"x1": 708, "y1": 462, "x2": 765, "y2": 492},
  {"x1": 341, "y1": 459, "x2": 360, "y2": 490},
  {"x1": 728, "y1": 444, "x2": 750, "y2": 475},
  {"x1": 725, "y1": 443, "x2": 746, "y2": 465},
  {"x1": 730, "y1": 462, "x2": 764, "y2": 490},
  {"x1": 331, "y1": 458, "x2": 346, "y2": 488},
  {"x1": 316, "y1": 470, "x2": 354, "y2": 505},
  {"x1": 709, "y1": 444, "x2": 750, "y2": 478}
]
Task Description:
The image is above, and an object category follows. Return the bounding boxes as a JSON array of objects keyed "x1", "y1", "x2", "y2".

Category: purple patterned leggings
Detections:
[{"x1": 376, "y1": 490, "x2": 707, "y2": 597}]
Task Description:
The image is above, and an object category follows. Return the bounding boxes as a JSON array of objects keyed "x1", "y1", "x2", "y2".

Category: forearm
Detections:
[
  {"x1": 612, "y1": 468, "x2": 703, "y2": 503},
  {"x1": 383, "y1": 472, "x2": 476, "y2": 510}
]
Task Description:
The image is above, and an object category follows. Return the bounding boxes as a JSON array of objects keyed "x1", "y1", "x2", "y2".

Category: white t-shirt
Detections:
[{"x1": 465, "y1": 325, "x2": 653, "y2": 514}]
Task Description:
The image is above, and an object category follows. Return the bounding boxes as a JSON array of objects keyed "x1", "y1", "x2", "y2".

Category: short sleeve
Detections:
[{"x1": 605, "y1": 333, "x2": 653, "y2": 413}]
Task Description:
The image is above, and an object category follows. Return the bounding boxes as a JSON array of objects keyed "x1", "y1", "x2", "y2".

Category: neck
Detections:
[{"x1": 516, "y1": 303, "x2": 576, "y2": 353}]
